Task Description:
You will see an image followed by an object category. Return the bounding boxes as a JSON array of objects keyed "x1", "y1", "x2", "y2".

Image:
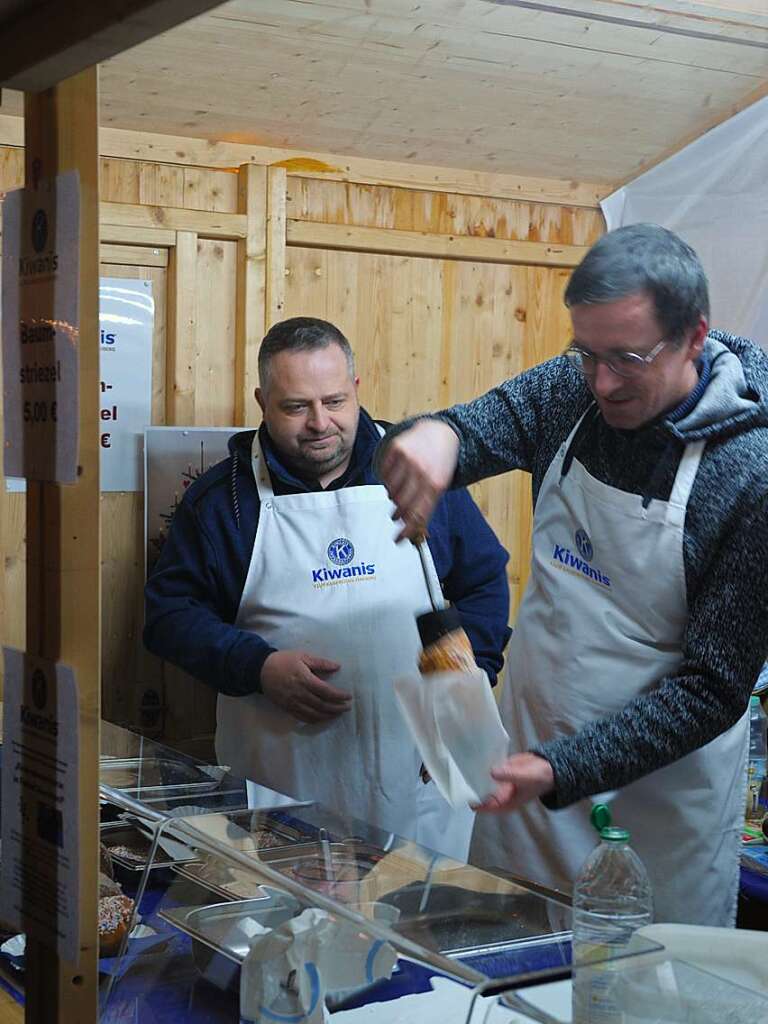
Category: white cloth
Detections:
[
  {"x1": 394, "y1": 667, "x2": 509, "y2": 806},
  {"x1": 472, "y1": 411, "x2": 749, "y2": 925},
  {"x1": 216, "y1": 430, "x2": 475, "y2": 860}
]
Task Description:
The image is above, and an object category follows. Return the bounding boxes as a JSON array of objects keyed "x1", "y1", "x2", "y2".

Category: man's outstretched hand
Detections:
[{"x1": 473, "y1": 753, "x2": 555, "y2": 813}]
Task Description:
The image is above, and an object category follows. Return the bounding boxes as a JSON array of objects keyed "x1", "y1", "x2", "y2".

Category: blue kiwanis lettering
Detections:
[
  {"x1": 551, "y1": 541, "x2": 611, "y2": 588},
  {"x1": 311, "y1": 563, "x2": 376, "y2": 584}
]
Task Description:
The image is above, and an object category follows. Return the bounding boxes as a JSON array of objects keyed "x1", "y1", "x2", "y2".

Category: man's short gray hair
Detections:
[
  {"x1": 258, "y1": 317, "x2": 355, "y2": 392},
  {"x1": 564, "y1": 224, "x2": 710, "y2": 339}
]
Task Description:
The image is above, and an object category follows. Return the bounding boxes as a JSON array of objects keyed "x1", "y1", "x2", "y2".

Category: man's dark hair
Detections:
[
  {"x1": 258, "y1": 317, "x2": 355, "y2": 392},
  {"x1": 564, "y1": 224, "x2": 710, "y2": 339}
]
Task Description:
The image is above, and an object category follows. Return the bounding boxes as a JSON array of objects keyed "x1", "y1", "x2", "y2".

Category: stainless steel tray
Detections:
[
  {"x1": 174, "y1": 839, "x2": 384, "y2": 901},
  {"x1": 99, "y1": 757, "x2": 225, "y2": 798},
  {"x1": 159, "y1": 890, "x2": 301, "y2": 991},
  {"x1": 380, "y1": 883, "x2": 571, "y2": 958},
  {"x1": 101, "y1": 821, "x2": 197, "y2": 872}
]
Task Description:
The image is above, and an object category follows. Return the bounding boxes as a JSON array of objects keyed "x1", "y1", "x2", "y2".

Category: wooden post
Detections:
[
  {"x1": 22, "y1": 67, "x2": 100, "y2": 1023},
  {"x1": 234, "y1": 164, "x2": 267, "y2": 426},
  {"x1": 265, "y1": 167, "x2": 287, "y2": 331},
  {"x1": 166, "y1": 229, "x2": 198, "y2": 424}
]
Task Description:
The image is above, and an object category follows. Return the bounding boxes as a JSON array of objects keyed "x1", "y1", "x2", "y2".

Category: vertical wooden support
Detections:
[
  {"x1": 265, "y1": 167, "x2": 287, "y2": 332},
  {"x1": 23, "y1": 67, "x2": 100, "y2": 1024},
  {"x1": 166, "y1": 229, "x2": 198, "y2": 424},
  {"x1": 234, "y1": 164, "x2": 267, "y2": 426}
]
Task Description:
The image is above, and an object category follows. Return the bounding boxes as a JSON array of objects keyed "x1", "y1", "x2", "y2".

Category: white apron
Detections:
[
  {"x1": 216, "y1": 431, "x2": 475, "y2": 860},
  {"x1": 471, "y1": 411, "x2": 749, "y2": 925}
]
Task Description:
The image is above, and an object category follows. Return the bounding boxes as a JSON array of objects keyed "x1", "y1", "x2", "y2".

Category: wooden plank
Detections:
[
  {"x1": 101, "y1": 201, "x2": 246, "y2": 239},
  {"x1": 265, "y1": 167, "x2": 287, "y2": 330},
  {"x1": 183, "y1": 166, "x2": 239, "y2": 213},
  {"x1": 234, "y1": 164, "x2": 267, "y2": 425},
  {"x1": 100, "y1": 243, "x2": 168, "y2": 267},
  {"x1": 0, "y1": 115, "x2": 605, "y2": 208},
  {"x1": 0, "y1": 0, "x2": 226, "y2": 91},
  {"x1": 21, "y1": 67, "x2": 100, "y2": 1024},
  {"x1": 193, "y1": 239, "x2": 237, "y2": 425},
  {"x1": 288, "y1": 178, "x2": 606, "y2": 246},
  {"x1": 166, "y1": 230, "x2": 198, "y2": 423},
  {"x1": 99, "y1": 222, "x2": 176, "y2": 247},
  {"x1": 287, "y1": 220, "x2": 588, "y2": 268}
]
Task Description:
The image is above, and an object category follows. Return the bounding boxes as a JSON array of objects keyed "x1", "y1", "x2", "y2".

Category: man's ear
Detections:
[
  {"x1": 255, "y1": 387, "x2": 265, "y2": 413},
  {"x1": 689, "y1": 316, "x2": 708, "y2": 359}
]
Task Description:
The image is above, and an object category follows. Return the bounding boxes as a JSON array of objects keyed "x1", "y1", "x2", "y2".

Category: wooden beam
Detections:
[
  {"x1": 265, "y1": 168, "x2": 287, "y2": 330},
  {"x1": 234, "y1": 164, "x2": 267, "y2": 426},
  {"x1": 286, "y1": 219, "x2": 588, "y2": 269},
  {"x1": 99, "y1": 223, "x2": 176, "y2": 247},
  {"x1": 21, "y1": 67, "x2": 100, "y2": 1024},
  {"x1": 0, "y1": 0, "x2": 225, "y2": 92},
  {"x1": 166, "y1": 230, "x2": 198, "y2": 423},
  {"x1": 101, "y1": 201, "x2": 246, "y2": 240},
  {"x1": 0, "y1": 115, "x2": 605, "y2": 208},
  {"x1": 100, "y1": 243, "x2": 168, "y2": 267}
]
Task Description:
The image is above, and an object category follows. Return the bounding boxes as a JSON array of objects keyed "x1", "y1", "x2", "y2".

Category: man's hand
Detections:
[
  {"x1": 473, "y1": 753, "x2": 555, "y2": 813},
  {"x1": 260, "y1": 651, "x2": 351, "y2": 724},
  {"x1": 378, "y1": 420, "x2": 460, "y2": 541}
]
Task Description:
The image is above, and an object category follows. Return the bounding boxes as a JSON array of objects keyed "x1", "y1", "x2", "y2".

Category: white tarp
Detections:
[{"x1": 602, "y1": 95, "x2": 768, "y2": 349}]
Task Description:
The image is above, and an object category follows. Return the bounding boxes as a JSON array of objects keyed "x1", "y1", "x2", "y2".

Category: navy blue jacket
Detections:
[{"x1": 144, "y1": 408, "x2": 511, "y2": 695}]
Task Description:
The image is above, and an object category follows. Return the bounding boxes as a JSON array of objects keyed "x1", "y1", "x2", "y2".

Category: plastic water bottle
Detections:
[
  {"x1": 746, "y1": 695, "x2": 768, "y2": 823},
  {"x1": 572, "y1": 805, "x2": 653, "y2": 1024}
]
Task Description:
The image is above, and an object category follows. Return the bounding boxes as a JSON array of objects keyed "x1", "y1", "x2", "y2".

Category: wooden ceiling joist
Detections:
[{"x1": 0, "y1": 0, "x2": 226, "y2": 92}]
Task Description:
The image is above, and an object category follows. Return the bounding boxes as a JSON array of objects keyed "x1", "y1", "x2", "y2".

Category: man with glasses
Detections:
[{"x1": 376, "y1": 224, "x2": 768, "y2": 925}]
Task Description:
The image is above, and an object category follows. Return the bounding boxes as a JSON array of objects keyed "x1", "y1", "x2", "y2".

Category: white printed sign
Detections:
[
  {"x1": 6, "y1": 276, "x2": 154, "y2": 493},
  {"x1": 2, "y1": 171, "x2": 80, "y2": 482},
  {"x1": 0, "y1": 649, "x2": 80, "y2": 961},
  {"x1": 99, "y1": 279, "x2": 154, "y2": 491}
]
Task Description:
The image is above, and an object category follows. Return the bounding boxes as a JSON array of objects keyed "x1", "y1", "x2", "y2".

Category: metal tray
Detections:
[
  {"x1": 99, "y1": 757, "x2": 224, "y2": 797},
  {"x1": 174, "y1": 839, "x2": 385, "y2": 902},
  {"x1": 380, "y1": 883, "x2": 571, "y2": 958},
  {"x1": 100, "y1": 821, "x2": 197, "y2": 872},
  {"x1": 159, "y1": 890, "x2": 301, "y2": 991}
]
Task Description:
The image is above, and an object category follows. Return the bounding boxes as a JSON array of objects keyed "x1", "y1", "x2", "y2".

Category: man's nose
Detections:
[
  {"x1": 306, "y1": 402, "x2": 330, "y2": 431},
  {"x1": 590, "y1": 361, "x2": 623, "y2": 398}
]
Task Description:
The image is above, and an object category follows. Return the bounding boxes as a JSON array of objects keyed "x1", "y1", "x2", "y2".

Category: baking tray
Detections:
[
  {"x1": 159, "y1": 889, "x2": 301, "y2": 991},
  {"x1": 99, "y1": 757, "x2": 225, "y2": 798},
  {"x1": 380, "y1": 883, "x2": 571, "y2": 958},
  {"x1": 100, "y1": 821, "x2": 198, "y2": 872}
]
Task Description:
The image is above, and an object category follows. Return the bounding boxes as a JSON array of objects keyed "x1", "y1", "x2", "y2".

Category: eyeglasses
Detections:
[{"x1": 564, "y1": 336, "x2": 673, "y2": 379}]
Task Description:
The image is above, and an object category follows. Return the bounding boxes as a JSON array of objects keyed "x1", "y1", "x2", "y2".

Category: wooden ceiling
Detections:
[{"x1": 3, "y1": 0, "x2": 768, "y2": 188}]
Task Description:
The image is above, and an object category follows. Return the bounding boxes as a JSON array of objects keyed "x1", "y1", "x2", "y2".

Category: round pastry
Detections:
[{"x1": 98, "y1": 894, "x2": 134, "y2": 956}]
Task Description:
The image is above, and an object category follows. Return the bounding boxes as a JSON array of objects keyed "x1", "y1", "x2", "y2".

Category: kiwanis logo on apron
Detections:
[
  {"x1": 550, "y1": 528, "x2": 611, "y2": 588},
  {"x1": 311, "y1": 537, "x2": 377, "y2": 588}
]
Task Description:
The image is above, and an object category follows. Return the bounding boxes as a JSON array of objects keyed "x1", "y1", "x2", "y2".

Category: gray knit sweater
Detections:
[{"x1": 381, "y1": 331, "x2": 768, "y2": 809}]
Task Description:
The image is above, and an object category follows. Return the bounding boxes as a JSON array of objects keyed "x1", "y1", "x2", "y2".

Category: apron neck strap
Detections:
[
  {"x1": 667, "y1": 439, "x2": 706, "y2": 509},
  {"x1": 250, "y1": 431, "x2": 275, "y2": 501},
  {"x1": 560, "y1": 405, "x2": 598, "y2": 483}
]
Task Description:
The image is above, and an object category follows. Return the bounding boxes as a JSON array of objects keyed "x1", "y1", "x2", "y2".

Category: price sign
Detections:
[{"x1": 2, "y1": 170, "x2": 80, "y2": 483}]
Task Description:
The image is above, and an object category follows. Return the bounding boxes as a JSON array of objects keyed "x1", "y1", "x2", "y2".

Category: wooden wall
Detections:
[{"x1": 0, "y1": 140, "x2": 603, "y2": 751}]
